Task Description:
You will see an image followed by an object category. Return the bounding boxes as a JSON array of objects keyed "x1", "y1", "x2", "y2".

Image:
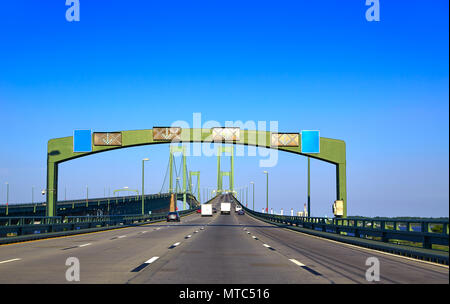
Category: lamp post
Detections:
[
  {"x1": 307, "y1": 157, "x2": 310, "y2": 217},
  {"x1": 263, "y1": 171, "x2": 268, "y2": 213},
  {"x1": 107, "y1": 186, "x2": 111, "y2": 213},
  {"x1": 5, "y1": 183, "x2": 9, "y2": 216},
  {"x1": 32, "y1": 186, "x2": 34, "y2": 204},
  {"x1": 250, "y1": 182, "x2": 254, "y2": 210},
  {"x1": 142, "y1": 158, "x2": 149, "y2": 215},
  {"x1": 246, "y1": 186, "x2": 248, "y2": 207},
  {"x1": 86, "y1": 185, "x2": 89, "y2": 208}
]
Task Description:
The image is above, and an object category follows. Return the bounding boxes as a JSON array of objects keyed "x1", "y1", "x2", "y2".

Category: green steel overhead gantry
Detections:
[{"x1": 45, "y1": 128, "x2": 346, "y2": 217}]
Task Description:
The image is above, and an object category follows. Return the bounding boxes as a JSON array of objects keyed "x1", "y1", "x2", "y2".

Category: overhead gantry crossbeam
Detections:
[{"x1": 46, "y1": 128, "x2": 346, "y2": 217}]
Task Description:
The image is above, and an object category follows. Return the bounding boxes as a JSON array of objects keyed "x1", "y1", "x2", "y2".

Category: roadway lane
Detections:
[
  {"x1": 234, "y1": 208, "x2": 449, "y2": 284},
  {"x1": 0, "y1": 195, "x2": 447, "y2": 283},
  {"x1": 0, "y1": 208, "x2": 215, "y2": 283},
  {"x1": 129, "y1": 196, "x2": 327, "y2": 283}
]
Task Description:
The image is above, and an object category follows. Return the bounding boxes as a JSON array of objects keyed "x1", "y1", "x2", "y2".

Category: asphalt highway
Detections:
[{"x1": 0, "y1": 194, "x2": 448, "y2": 283}]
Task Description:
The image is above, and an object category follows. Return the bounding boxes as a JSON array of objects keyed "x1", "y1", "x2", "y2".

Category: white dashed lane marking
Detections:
[
  {"x1": 0, "y1": 258, "x2": 21, "y2": 264},
  {"x1": 263, "y1": 244, "x2": 276, "y2": 251},
  {"x1": 131, "y1": 256, "x2": 159, "y2": 272},
  {"x1": 289, "y1": 259, "x2": 321, "y2": 276},
  {"x1": 169, "y1": 242, "x2": 181, "y2": 249},
  {"x1": 289, "y1": 259, "x2": 305, "y2": 266}
]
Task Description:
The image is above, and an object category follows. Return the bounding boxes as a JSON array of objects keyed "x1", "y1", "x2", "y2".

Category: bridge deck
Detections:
[{"x1": 0, "y1": 195, "x2": 447, "y2": 284}]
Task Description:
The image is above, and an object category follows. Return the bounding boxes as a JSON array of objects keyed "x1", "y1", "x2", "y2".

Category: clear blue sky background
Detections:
[{"x1": 0, "y1": 1, "x2": 448, "y2": 217}]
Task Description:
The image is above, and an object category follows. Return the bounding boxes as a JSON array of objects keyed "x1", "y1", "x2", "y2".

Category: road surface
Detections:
[{"x1": 0, "y1": 194, "x2": 447, "y2": 283}]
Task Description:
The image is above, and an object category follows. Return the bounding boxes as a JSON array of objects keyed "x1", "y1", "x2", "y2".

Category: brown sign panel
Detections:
[
  {"x1": 271, "y1": 133, "x2": 299, "y2": 147},
  {"x1": 153, "y1": 127, "x2": 182, "y2": 141},
  {"x1": 212, "y1": 127, "x2": 240, "y2": 142},
  {"x1": 93, "y1": 132, "x2": 122, "y2": 146}
]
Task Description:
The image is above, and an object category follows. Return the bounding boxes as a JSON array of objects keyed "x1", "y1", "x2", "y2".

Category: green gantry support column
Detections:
[
  {"x1": 46, "y1": 128, "x2": 346, "y2": 217},
  {"x1": 217, "y1": 146, "x2": 234, "y2": 194}
]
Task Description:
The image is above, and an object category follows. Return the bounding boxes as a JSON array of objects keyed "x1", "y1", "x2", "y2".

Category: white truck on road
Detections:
[
  {"x1": 220, "y1": 202, "x2": 231, "y2": 215},
  {"x1": 201, "y1": 204, "x2": 213, "y2": 217}
]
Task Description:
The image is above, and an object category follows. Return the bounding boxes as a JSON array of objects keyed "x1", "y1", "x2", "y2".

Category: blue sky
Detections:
[{"x1": 0, "y1": 1, "x2": 448, "y2": 217}]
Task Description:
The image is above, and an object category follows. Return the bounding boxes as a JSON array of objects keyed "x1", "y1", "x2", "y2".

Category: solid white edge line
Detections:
[
  {"x1": 0, "y1": 258, "x2": 21, "y2": 264},
  {"x1": 289, "y1": 259, "x2": 305, "y2": 267},
  {"x1": 79, "y1": 243, "x2": 91, "y2": 247},
  {"x1": 145, "y1": 257, "x2": 159, "y2": 264},
  {"x1": 118, "y1": 235, "x2": 127, "y2": 238}
]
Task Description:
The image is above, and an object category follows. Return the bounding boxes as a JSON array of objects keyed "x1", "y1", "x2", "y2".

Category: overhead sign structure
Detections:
[
  {"x1": 47, "y1": 128, "x2": 346, "y2": 218},
  {"x1": 73, "y1": 130, "x2": 92, "y2": 152},
  {"x1": 301, "y1": 130, "x2": 320, "y2": 153},
  {"x1": 153, "y1": 127, "x2": 182, "y2": 141},
  {"x1": 93, "y1": 132, "x2": 122, "y2": 146},
  {"x1": 212, "y1": 127, "x2": 240, "y2": 142},
  {"x1": 271, "y1": 133, "x2": 299, "y2": 147}
]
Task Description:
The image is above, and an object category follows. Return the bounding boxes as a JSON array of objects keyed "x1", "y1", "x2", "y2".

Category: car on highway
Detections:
[
  {"x1": 196, "y1": 208, "x2": 201, "y2": 214},
  {"x1": 212, "y1": 207, "x2": 217, "y2": 213},
  {"x1": 237, "y1": 210, "x2": 245, "y2": 215},
  {"x1": 166, "y1": 211, "x2": 180, "y2": 222}
]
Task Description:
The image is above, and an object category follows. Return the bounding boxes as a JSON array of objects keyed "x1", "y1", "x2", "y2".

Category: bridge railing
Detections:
[
  {"x1": 0, "y1": 208, "x2": 197, "y2": 241},
  {"x1": 0, "y1": 192, "x2": 199, "y2": 216},
  {"x1": 237, "y1": 202, "x2": 448, "y2": 251},
  {"x1": 0, "y1": 193, "x2": 179, "y2": 209}
]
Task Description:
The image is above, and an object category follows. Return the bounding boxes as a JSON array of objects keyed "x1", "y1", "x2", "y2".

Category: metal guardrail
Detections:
[
  {"x1": 0, "y1": 208, "x2": 197, "y2": 242},
  {"x1": 236, "y1": 202, "x2": 448, "y2": 251}
]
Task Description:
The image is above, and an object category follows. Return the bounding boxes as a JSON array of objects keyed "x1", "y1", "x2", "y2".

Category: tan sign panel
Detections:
[
  {"x1": 93, "y1": 132, "x2": 122, "y2": 146},
  {"x1": 271, "y1": 133, "x2": 299, "y2": 147},
  {"x1": 153, "y1": 127, "x2": 182, "y2": 141},
  {"x1": 212, "y1": 128, "x2": 240, "y2": 142}
]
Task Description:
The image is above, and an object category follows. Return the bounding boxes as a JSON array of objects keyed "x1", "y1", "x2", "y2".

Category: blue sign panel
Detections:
[
  {"x1": 73, "y1": 130, "x2": 92, "y2": 152},
  {"x1": 301, "y1": 130, "x2": 320, "y2": 153}
]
